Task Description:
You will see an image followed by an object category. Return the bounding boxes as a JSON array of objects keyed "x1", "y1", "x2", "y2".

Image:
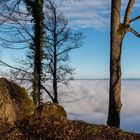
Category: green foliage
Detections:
[{"x1": 17, "y1": 87, "x2": 35, "y2": 117}]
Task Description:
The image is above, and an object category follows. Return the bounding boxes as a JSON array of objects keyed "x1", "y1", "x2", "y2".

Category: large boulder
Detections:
[
  {"x1": 18, "y1": 102, "x2": 67, "y2": 138},
  {"x1": 34, "y1": 102, "x2": 67, "y2": 120},
  {"x1": 0, "y1": 78, "x2": 35, "y2": 124}
]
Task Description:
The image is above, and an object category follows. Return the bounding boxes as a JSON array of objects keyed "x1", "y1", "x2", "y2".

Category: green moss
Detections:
[
  {"x1": 0, "y1": 78, "x2": 35, "y2": 124},
  {"x1": 36, "y1": 103, "x2": 67, "y2": 120},
  {"x1": 118, "y1": 24, "x2": 125, "y2": 35},
  {"x1": 16, "y1": 87, "x2": 35, "y2": 117}
]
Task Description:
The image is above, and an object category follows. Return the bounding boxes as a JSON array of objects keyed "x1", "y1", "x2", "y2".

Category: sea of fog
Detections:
[{"x1": 43, "y1": 80, "x2": 140, "y2": 133}]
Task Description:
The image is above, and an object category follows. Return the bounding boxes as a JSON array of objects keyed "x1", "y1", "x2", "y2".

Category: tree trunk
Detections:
[
  {"x1": 32, "y1": 0, "x2": 44, "y2": 107},
  {"x1": 107, "y1": 37, "x2": 123, "y2": 128},
  {"x1": 52, "y1": 8, "x2": 58, "y2": 104},
  {"x1": 53, "y1": 78, "x2": 58, "y2": 103},
  {"x1": 107, "y1": 0, "x2": 125, "y2": 128},
  {"x1": 53, "y1": 48, "x2": 58, "y2": 103},
  {"x1": 53, "y1": 33, "x2": 58, "y2": 104}
]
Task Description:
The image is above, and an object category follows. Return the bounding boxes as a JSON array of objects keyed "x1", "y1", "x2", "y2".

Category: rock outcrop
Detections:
[
  {"x1": 34, "y1": 102, "x2": 67, "y2": 120},
  {"x1": 0, "y1": 78, "x2": 35, "y2": 124}
]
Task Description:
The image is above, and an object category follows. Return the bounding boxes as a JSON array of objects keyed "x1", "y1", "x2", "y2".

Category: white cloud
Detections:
[
  {"x1": 57, "y1": 0, "x2": 140, "y2": 29},
  {"x1": 59, "y1": 0, "x2": 111, "y2": 29},
  {"x1": 43, "y1": 80, "x2": 140, "y2": 133}
]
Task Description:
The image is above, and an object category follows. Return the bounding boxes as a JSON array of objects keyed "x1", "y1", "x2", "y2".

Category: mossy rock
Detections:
[
  {"x1": 15, "y1": 87, "x2": 35, "y2": 118},
  {"x1": 0, "y1": 78, "x2": 35, "y2": 124},
  {"x1": 34, "y1": 102, "x2": 67, "y2": 120}
]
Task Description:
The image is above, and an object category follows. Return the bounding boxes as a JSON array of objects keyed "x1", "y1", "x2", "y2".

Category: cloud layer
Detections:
[
  {"x1": 43, "y1": 80, "x2": 140, "y2": 133},
  {"x1": 58, "y1": 0, "x2": 140, "y2": 29},
  {"x1": 60, "y1": 0, "x2": 110, "y2": 29}
]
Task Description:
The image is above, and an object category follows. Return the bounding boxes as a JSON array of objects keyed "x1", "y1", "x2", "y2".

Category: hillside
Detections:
[{"x1": 1, "y1": 118, "x2": 140, "y2": 140}]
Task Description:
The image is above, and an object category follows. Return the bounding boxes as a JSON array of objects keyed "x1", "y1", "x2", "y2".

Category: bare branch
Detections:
[
  {"x1": 57, "y1": 46, "x2": 79, "y2": 56},
  {"x1": 129, "y1": 16, "x2": 140, "y2": 23},
  {"x1": 0, "y1": 60, "x2": 31, "y2": 74},
  {"x1": 0, "y1": 36, "x2": 30, "y2": 44},
  {"x1": 124, "y1": 0, "x2": 135, "y2": 25},
  {"x1": 1, "y1": 0, "x2": 22, "y2": 24},
  {"x1": 60, "y1": 96, "x2": 88, "y2": 103},
  {"x1": 129, "y1": 27, "x2": 140, "y2": 38},
  {"x1": 41, "y1": 85, "x2": 54, "y2": 101},
  {"x1": 2, "y1": 45, "x2": 28, "y2": 50},
  {"x1": 11, "y1": 15, "x2": 34, "y2": 39}
]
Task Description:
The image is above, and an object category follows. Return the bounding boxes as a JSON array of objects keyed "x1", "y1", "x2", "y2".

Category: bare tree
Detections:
[
  {"x1": 108, "y1": 0, "x2": 140, "y2": 128},
  {"x1": 42, "y1": 1, "x2": 83, "y2": 103},
  {"x1": 0, "y1": 0, "x2": 45, "y2": 107},
  {"x1": 0, "y1": 0, "x2": 82, "y2": 105}
]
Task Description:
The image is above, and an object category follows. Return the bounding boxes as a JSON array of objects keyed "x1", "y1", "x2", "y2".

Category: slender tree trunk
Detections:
[
  {"x1": 32, "y1": 0, "x2": 44, "y2": 106},
  {"x1": 53, "y1": 44, "x2": 58, "y2": 103},
  {"x1": 53, "y1": 71, "x2": 58, "y2": 103},
  {"x1": 53, "y1": 31, "x2": 58, "y2": 104},
  {"x1": 107, "y1": 0, "x2": 125, "y2": 128},
  {"x1": 52, "y1": 7, "x2": 58, "y2": 104}
]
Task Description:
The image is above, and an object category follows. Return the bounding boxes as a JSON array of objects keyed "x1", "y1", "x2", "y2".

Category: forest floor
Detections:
[{"x1": 0, "y1": 117, "x2": 140, "y2": 140}]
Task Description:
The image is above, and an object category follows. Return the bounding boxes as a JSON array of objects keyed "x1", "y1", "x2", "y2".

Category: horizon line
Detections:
[{"x1": 73, "y1": 78, "x2": 140, "y2": 80}]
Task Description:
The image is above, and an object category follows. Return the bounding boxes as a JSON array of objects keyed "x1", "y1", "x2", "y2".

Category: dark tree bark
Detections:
[
  {"x1": 53, "y1": 18, "x2": 58, "y2": 103},
  {"x1": 108, "y1": 0, "x2": 140, "y2": 128},
  {"x1": 24, "y1": 0, "x2": 45, "y2": 107},
  {"x1": 107, "y1": 0, "x2": 123, "y2": 128},
  {"x1": 33, "y1": 0, "x2": 44, "y2": 106}
]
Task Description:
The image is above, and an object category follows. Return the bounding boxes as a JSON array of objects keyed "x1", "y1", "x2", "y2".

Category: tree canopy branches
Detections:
[{"x1": 0, "y1": 0, "x2": 83, "y2": 105}]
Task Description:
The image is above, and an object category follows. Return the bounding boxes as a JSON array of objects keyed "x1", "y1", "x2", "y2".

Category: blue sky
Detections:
[
  {"x1": 1, "y1": 0, "x2": 140, "y2": 79},
  {"x1": 59, "y1": 0, "x2": 140, "y2": 79},
  {"x1": 70, "y1": 28, "x2": 110, "y2": 79}
]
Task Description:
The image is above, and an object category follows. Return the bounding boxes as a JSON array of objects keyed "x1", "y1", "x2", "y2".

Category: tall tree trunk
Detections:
[
  {"x1": 108, "y1": 0, "x2": 138, "y2": 128},
  {"x1": 53, "y1": 43, "x2": 58, "y2": 103},
  {"x1": 32, "y1": 0, "x2": 44, "y2": 107},
  {"x1": 52, "y1": 6, "x2": 58, "y2": 104},
  {"x1": 107, "y1": 37, "x2": 123, "y2": 128},
  {"x1": 53, "y1": 28, "x2": 58, "y2": 104},
  {"x1": 53, "y1": 71, "x2": 58, "y2": 103},
  {"x1": 107, "y1": 0, "x2": 125, "y2": 128}
]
